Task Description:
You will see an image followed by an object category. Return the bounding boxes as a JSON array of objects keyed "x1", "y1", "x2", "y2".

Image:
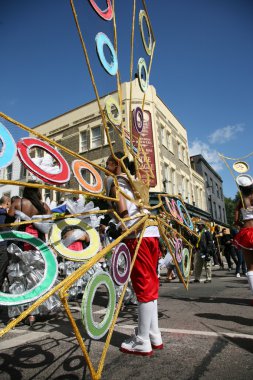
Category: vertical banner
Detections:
[{"x1": 133, "y1": 110, "x2": 157, "y2": 187}]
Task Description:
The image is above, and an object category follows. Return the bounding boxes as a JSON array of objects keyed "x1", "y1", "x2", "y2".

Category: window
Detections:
[
  {"x1": 91, "y1": 126, "x2": 101, "y2": 149},
  {"x1": 210, "y1": 178, "x2": 213, "y2": 193},
  {"x1": 161, "y1": 127, "x2": 165, "y2": 145},
  {"x1": 213, "y1": 201, "x2": 217, "y2": 219},
  {"x1": 204, "y1": 172, "x2": 208, "y2": 185},
  {"x1": 178, "y1": 143, "x2": 181, "y2": 160},
  {"x1": 104, "y1": 123, "x2": 114, "y2": 144},
  {"x1": 164, "y1": 164, "x2": 169, "y2": 193},
  {"x1": 216, "y1": 183, "x2": 220, "y2": 198},
  {"x1": 218, "y1": 205, "x2": 222, "y2": 220},
  {"x1": 44, "y1": 188, "x2": 51, "y2": 202},
  {"x1": 21, "y1": 165, "x2": 27, "y2": 179},
  {"x1": 6, "y1": 164, "x2": 12, "y2": 180},
  {"x1": 81, "y1": 168, "x2": 90, "y2": 184},
  {"x1": 181, "y1": 177, "x2": 185, "y2": 199},
  {"x1": 186, "y1": 179, "x2": 190, "y2": 201},
  {"x1": 80, "y1": 131, "x2": 88, "y2": 151},
  {"x1": 166, "y1": 132, "x2": 171, "y2": 151},
  {"x1": 171, "y1": 168, "x2": 176, "y2": 195},
  {"x1": 36, "y1": 148, "x2": 44, "y2": 158}
]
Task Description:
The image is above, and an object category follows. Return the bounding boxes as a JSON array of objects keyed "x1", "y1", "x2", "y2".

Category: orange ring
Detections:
[{"x1": 72, "y1": 160, "x2": 103, "y2": 194}]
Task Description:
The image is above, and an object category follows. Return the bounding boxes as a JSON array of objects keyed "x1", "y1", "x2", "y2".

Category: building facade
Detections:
[
  {"x1": 190, "y1": 154, "x2": 227, "y2": 224},
  {"x1": 31, "y1": 79, "x2": 208, "y2": 212},
  {"x1": 0, "y1": 80, "x2": 227, "y2": 225}
]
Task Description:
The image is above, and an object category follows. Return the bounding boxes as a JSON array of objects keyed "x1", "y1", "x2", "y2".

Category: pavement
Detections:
[{"x1": 0, "y1": 266, "x2": 253, "y2": 380}]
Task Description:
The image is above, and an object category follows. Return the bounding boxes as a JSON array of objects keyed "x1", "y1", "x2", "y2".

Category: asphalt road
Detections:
[{"x1": 0, "y1": 267, "x2": 253, "y2": 380}]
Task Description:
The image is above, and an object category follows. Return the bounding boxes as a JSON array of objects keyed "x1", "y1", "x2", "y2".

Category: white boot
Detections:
[
  {"x1": 247, "y1": 271, "x2": 253, "y2": 292},
  {"x1": 120, "y1": 301, "x2": 153, "y2": 355},
  {"x1": 149, "y1": 299, "x2": 163, "y2": 349}
]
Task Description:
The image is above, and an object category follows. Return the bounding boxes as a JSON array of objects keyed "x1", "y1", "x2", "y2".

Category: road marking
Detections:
[
  {"x1": 0, "y1": 330, "x2": 50, "y2": 351},
  {"x1": 115, "y1": 324, "x2": 253, "y2": 340}
]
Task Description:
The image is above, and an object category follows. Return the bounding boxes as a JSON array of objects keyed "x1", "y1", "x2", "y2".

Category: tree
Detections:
[{"x1": 224, "y1": 191, "x2": 241, "y2": 226}]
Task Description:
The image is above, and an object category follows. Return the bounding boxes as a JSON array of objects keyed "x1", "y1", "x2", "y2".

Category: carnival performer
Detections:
[
  {"x1": 234, "y1": 174, "x2": 253, "y2": 305},
  {"x1": 105, "y1": 151, "x2": 163, "y2": 356},
  {"x1": 7, "y1": 182, "x2": 60, "y2": 325}
]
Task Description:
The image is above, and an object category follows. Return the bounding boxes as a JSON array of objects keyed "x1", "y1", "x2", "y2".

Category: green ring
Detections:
[
  {"x1": 182, "y1": 248, "x2": 190, "y2": 278},
  {"x1": 0, "y1": 231, "x2": 58, "y2": 306},
  {"x1": 81, "y1": 272, "x2": 116, "y2": 340}
]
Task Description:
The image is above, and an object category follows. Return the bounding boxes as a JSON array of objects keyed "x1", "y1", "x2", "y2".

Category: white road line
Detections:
[
  {"x1": 115, "y1": 324, "x2": 253, "y2": 340},
  {"x1": 0, "y1": 330, "x2": 50, "y2": 351}
]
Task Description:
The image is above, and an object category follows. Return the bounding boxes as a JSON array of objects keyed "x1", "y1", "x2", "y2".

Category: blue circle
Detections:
[
  {"x1": 95, "y1": 32, "x2": 118, "y2": 76},
  {"x1": 0, "y1": 122, "x2": 17, "y2": 169},
  {"x1": 176, "y1": 200, "x2": 194, "y2": 230}
]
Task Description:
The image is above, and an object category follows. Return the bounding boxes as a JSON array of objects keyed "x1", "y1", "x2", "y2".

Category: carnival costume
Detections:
[
  {"x1": 233, "y1": 208, "x2": 253, "y2": 250},
  {"x1": 7, "y1": 206, "x2": 60, "y2": 320},
  {"x1": 107, "y1": 174, "x2": 163, "y2": 355}
]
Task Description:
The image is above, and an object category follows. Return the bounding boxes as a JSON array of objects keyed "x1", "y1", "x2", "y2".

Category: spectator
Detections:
[
  {"x1": 193, "y1": 223, "x2": 214, "y2": 283},
  {"x1": 212, "y1": 225, "x2": 224, "y2": 269},
  {"x1": 220, "y1": 228, "x2": 238, "y2": 271}
]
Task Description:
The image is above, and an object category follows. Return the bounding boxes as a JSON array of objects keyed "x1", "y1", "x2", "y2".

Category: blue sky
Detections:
[{"x1": 1, "y1": 0, "x2": 253, "y2": 198}]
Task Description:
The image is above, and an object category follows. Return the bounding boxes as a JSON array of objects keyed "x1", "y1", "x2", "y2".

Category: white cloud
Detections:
[
  {"x1": 189, "y1": 139, "x2": 223, "y2": 171},
  {"x1": 208, "y1": 124, "x2": 244, "y2": 144}
]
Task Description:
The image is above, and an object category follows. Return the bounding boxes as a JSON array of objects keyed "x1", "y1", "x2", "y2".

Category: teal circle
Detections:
[
  {"x1": 81, "y1": 272, "x2": 116, "y2": 340},
  {"x1": 137, "y1": 57, "x2": 149, "y2": 92},
  {"x1": 182, "y1": 248, "x2": 190, "y2": 278},
  {"x1": 0, "y1": 231, "x2": 58, "y2": 306},
  {"x1": 176, "y1": 200, "x2": 194, "y2": 230}
]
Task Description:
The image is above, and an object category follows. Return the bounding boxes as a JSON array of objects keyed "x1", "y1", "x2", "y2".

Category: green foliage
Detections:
[{"x1": 224, "y1": 191, "x2": 241, "y2": 226}]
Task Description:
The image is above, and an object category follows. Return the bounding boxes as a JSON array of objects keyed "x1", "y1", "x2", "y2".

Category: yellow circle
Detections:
[
  {"x1": 139, "y1": 10, "x2": 152, "y2": 56},
  {"x1": 233, "y1": 161, "x2": 249, "y2": 173},
  {"x1": 104, "y1": 96, "x2": 122, "y2": 126},
  {"x1": 49, "y1": 218, "x2": 100, "y2": 262}
]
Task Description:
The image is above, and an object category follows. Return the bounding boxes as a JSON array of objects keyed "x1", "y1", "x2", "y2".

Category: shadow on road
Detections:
[
  {"x1": 163, "y1": 295, "x2": 250, "y2": 306},
  {"x1": 195, "y1": 312, "x2": 253, "y2": 327}
]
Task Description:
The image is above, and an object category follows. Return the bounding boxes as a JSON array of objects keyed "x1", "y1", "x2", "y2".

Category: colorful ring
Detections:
[
  {"x1": 0, "y1": 122, "x2": 17, "y2": 169},
  {"x1": 176, "y1": 200, "x2": 194, "y2": 230},
  {"x1": 0, "y1": 231, "x2": 58, "y2": 306},
  {"x1": 72, "y1": 160, "x2": 103, "y2": 194},
  {"x1": 165, "y1": 198, "x2": 183, "y2": 223},
  {"x1": 104, "y1": 96, "x2": 122, "y2": 126},
  {"x1": 182, "y1": 248, "x2": 190, "y2": 278},
  {"x1": 111, "y1": 243, "x2": 131, "y2": 285},
  {"x1": 174, "y1": 238, "x2": 183, "y2": 263},
  {"x1": 233, "y1": 161, "x2": 249, "y2": 174},
  {"x1": 137, "y1": 57, "x2": 149, "y2": 92},
  {"x1": 17, "y1": 137, "x2": 70, "y2": 184},
  {"x1": 133, "y1": 107, "x2": 144, "y2": 134},
  {"x1": 81, "y1": 272, "x2": 116, "y2": 339},
  {"x1": 139, "y1": 10, "x2": 152, "y2": 56},
  {"x1": 89, "y1": 0, "x2": 113, "y2": 21},
  {"x1": 95, "y1": 32, "x2": 118, "y2": 76},
  {"x1": 49, "y1": 218, "x2": 100, "y2": 262}
]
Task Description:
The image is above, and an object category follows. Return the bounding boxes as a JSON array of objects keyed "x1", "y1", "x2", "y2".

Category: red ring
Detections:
[
  {"x1": 17, "y1": 138, "x2": 70, "y2": 184},
  {"x1": 72, "y1": 160, "x2": 103, "y2": 193},
  {"x1": 89, "y1": 0, "x2": 113, "y2": 21}
]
